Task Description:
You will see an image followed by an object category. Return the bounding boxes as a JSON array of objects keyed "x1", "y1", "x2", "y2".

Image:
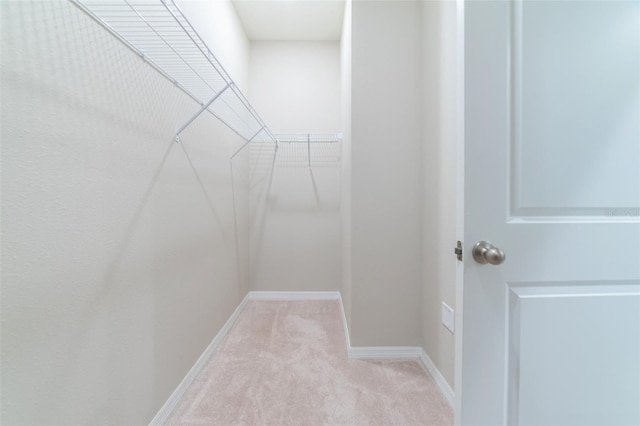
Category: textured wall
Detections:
[
  {"x1": 248, "y1": 42, "x2": 342, "y2": 292},
  {"x1": 350, "y1": 1, "x2": 423, "y2": 347},
  {"x1": 0, "y1": 0, "x2": 250, "y2": 424}
]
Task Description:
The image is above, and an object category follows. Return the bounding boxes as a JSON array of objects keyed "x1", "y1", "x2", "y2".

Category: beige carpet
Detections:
[{"x1": 167, "y1": 300, "x2": 453, "y2": 425}]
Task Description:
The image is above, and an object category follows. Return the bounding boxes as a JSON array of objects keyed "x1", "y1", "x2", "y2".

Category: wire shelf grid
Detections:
[
  {"x1": 71, "y1": 0, "x2": 276, "y2": 147},
  {"x1": 275, "y1": 133, "x2": 343, "y2": 144},
  {"x1": 273, "y1": 133, "x2": 342, "y2": 168}
]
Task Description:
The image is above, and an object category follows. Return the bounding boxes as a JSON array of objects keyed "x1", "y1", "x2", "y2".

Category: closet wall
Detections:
[
  {"x1": 340, "y1": 0, "x2": 353, "y2": 329},
  {"x1": 0, "y1": 1, "x2": 251, "y2": 424},
  {"x1": 248, "y1": 41, "x2": 342, "y2": 292},
  {"x1": 349, "y1": 0, "x2": 424, "y2": 347},
  {"x1": 422, "y1": 0, "x2": 458, "y2": 389},
  {"x1": 346, "y1": 0, "x2": 457, "y2": 388}
]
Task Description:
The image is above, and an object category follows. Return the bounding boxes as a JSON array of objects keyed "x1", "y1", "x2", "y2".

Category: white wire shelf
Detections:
[
  {"x1": 71, "y1": 0, "x2": 276, "y2": 153},
  {"x1": 275, "y1": 133, "x2": 343, "y2": 144},
  {"x1": 274, "y1": 133, "x2": 342, "y2": 167}
]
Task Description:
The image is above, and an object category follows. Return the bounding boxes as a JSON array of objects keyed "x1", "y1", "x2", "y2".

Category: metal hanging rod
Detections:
[{"x1": 70, "y1": 0, "x2": 276, "y2": 151}]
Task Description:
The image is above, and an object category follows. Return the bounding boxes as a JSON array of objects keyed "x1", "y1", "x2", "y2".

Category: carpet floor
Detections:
[{"x1": 167, "y1": 300, "x2": 453, "y2": 425}]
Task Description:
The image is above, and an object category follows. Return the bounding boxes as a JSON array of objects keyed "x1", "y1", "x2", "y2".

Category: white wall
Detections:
[
  {"x1": 350, "y1": 1, "x2": 423, "y2": 346},
  {"x1": 179, "y1": 0, "x2": 253, "y2": 297},
  {"x1": 340, "y1": 0, "x2": 353, "y2": 330},
  {"x1": 249, "y1": 42, "x2": 341, "y2": 132},
  {"x1": 0, "y1": 1, "x2": 250, "y2": 424},
  {"x1": 248, "y1": 42, "x2": 342, "y2": 292},
  {"x1": 422, "y1": 0, "x2": 458, "y2": 388},
  {"x1": 344, "y1": 0, "x2": 457, "y2": 387}
]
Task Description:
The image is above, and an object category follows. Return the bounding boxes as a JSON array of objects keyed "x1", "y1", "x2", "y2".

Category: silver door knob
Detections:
[{"x1": 472, "y1": 241, "x2": 506, "y2": 265}]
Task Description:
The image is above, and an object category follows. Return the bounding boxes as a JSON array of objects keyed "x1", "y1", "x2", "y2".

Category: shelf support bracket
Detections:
[
  {"x1": 175, "y1": 83, "x2": 230, "y2": 140},
  {"x1": 229, "y1": 125, "x2": 266, "y2": 160}
]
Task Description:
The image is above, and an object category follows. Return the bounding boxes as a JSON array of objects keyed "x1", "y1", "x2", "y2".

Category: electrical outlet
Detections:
[{"x1": 441, "y1": 302, "x2": 455, "y2": 333}]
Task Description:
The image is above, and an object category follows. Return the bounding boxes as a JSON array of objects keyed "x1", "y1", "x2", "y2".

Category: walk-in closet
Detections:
[
  {"x1": 6, "y1": 0, "x2": 637, "y2": 424},
  {"x1": 3, "y1": 0, "x2": 461, "y2": 423}
]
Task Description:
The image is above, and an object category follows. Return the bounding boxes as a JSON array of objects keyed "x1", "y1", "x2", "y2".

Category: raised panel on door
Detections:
[
  {"x1": 511, "y1": 0, "x2": 640, "y2": 218},
  {"x1": 507, "y1": 282, "x2": 640, "y2": 425}
]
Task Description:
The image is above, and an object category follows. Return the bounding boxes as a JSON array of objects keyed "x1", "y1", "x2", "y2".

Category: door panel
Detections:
[
  {"x1": 462, "y1": 1, "x2": 640, "y2": 424},
  {"x1": 507, "y1": 282, "x2": 640, "y2": 425},
  {"x1": 513, "y1": 1, "x2": 640, "y2": 215}
]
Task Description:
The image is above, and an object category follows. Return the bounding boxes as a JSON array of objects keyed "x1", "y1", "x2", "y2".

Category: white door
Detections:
[{"x1": 460, "y1": 1, "x2": 640, "y2": 425}]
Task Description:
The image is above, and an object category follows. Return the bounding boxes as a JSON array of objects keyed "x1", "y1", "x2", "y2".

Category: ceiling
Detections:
[{"x1": 232, "y1": 0, "x2": 345, "y2": 41}]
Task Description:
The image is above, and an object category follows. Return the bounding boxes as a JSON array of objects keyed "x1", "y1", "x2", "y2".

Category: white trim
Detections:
[
  {"x1": 348, "y1": 346, "x2": 423, "y2": 359},
  {"x1": 338, "y1": 291, "x2": 351, "y2": 350},
  {"x1": 337, "y1": 292, "x2": 455, "y2": 408},
  {"x1": 248, "y1": 291, "x2": 341, "y2": 301},
  {"x1": 149, "y1": 293, "x2": 250, "y2": 425},
  {"x1": 346, "y1": 345, "x2": 455, "y2": 408},
  {"x1": 455, "y1": 0, "x2": 466, "y2": 423},
  {"x1": 150, "y1": 291, "x2": 456, "y2": 424},
  {"x1": 420, "y1": 349, "x2": 455, "y2": 408}
]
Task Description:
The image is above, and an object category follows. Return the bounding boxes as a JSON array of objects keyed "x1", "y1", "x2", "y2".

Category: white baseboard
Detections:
[
  {"x1": 340, "y1": 301, "x2": 454, "y2": 409},
  {"x1": 420, "y1": 350, "x2": 455, "y2": 408},
  {"x1": 149, "y1": 293, "x2": 250, "y2": 425},
  {"x1": 150, "y1": 290, "x2": 454, "y2": 424},
  {"x1": 348, "y1": 346, "x2": 423, "y2": 359},
  {"x1": 247, "y1": 293, "x2": 458, "y2": 407},
  {"x1": 337, "y1": 292, "x2": 351, "y2": 350},
  {"x1": 248, "y1": 291, "x2": 340, "y2": 301},
  {"x1": 150, "y1": 290, "x2": 342, "y2": 424},
  {"x1": 346, "y1": 345, "x2": 454, "y2": 408}
]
